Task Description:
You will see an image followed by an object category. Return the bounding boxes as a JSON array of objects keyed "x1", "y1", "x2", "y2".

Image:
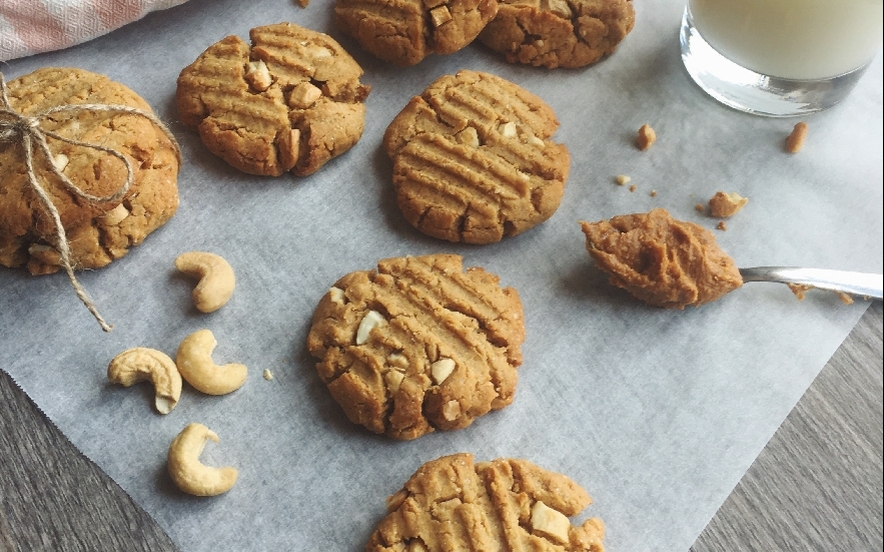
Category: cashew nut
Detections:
[
  {"x1": 107, "y1": 348, "x2": 182, "y2": 414},
  {"x1": 176, "y1": 329, "x2": 248, "y2": 395},
  {"x1": 174, "y1": 251, "x2": 236, "y2": 313},
  {"x1": 167, "y1": 423, "x2": 238, "y2": 496}
]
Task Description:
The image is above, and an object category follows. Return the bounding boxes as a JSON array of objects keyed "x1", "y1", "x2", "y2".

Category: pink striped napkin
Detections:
[{"x1": 0, "y1": 0, "x2": 189, "y2": 61}]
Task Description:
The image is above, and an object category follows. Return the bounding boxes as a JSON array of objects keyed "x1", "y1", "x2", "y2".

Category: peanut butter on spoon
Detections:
[{"x1": 579, "y1": 208, "x2": 743, "y2": 308}]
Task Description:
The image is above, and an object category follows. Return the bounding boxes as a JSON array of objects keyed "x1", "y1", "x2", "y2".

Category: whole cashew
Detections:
[
  {"x1": 176, "y1": 329, "x2": 248, "y2": 395},
  {"x1": 167, "y1": 423, "x2": 238, "y2": 496},
  {"x1": 108, "y1": 348, "x2": 182, "y2": 414},
  {"x1": 175, "y1": 251, "x2": 236, "y2": 313}
]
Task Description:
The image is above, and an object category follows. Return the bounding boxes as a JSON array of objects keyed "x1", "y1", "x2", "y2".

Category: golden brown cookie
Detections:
[
  {"x1": 306, "y1": 254, "x2": 524, "y2": 440},
  {"x1": 479, "y1": 0, "x2": 635, "y2": 69},
  {"x1": 383, "y1": 70, "x2": 569, "y2": 244},
  {"x1": 0, "y1": 67, "x2": 180, "y2": 276},
  {"x1": 579, "y1": 208, "x2": 743, "y2": 308},
  {"x1": 176, "y1": 22, "x2": 371, "y2": 177},
  {"x1": 335, "y1": 0, "x2": 499, "y2": 66},
  {"x1": 367, "y1": 453, "x2": 606, "y2": 551}
]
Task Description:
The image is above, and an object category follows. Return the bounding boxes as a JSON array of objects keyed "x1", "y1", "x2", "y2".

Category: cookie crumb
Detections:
[
  {"x1": 785, "y1": 122, "x2": 808, "y2": 153},
  {"x1": 629, "y1": 184, "x2": 636, "y2": 192},
  {"x1": 788, "y1": 283, "x2": 812, "y2": 300},
  {"x1": 650, "y1": 190, "x2": 657, "y2": 197},
  {"x1": 263, "y1": 369, "x2": 274, "y2": 381},
  {"x1": 716, "y1": 221, "x2": 727, "y2": 231},
  {"x1": 695, "y1": 203, "x2": 705, "y2": 213},
  {"x1": 837, "y1": 292, "x2": 854, "y2": 305},
  {"x1": 296, "y1": 0, "x2": 308, "y2": 6},
  {"x1": 615, "y1": 174, "x2": 631, "y2": 186},
  {"x1": 636, "y1": 124, "x2": 656, "y2": 150},
  {"x1": 708, "y1": 191, "x2": 748, "y2": 217}
]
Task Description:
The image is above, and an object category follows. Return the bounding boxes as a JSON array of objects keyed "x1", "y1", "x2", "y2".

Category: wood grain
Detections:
[{"x1": 1, "y1": 302, "x2": 881, "y2": 551}]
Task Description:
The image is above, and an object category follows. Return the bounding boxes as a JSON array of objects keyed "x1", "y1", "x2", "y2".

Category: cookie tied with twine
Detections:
[{"x1": 0, "y1": 68, "x2": 181, "y2": 332}]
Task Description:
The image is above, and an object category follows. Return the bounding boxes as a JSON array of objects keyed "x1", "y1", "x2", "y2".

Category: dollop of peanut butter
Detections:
[{"x1": 580, "y1": 208, "x2": 743, "y2": 308}]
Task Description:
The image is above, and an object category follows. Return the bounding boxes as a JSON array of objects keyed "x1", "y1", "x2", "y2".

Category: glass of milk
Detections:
[{"x1": 680, "y1": 0, "x2": 883, "y2": 116}]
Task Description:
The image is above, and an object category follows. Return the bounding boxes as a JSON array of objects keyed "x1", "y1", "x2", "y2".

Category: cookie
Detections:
[
  {"x1": 335, "y1": 0, "x2": 499, "y2": 66},
  {"x1": 0, "y1": 67, "x2": 180, "y2": 276},
  {"x1": 306, "y1": 254, "x2": 524, "y2": 440},
  {"x1": 383, "y1": 70, "x2": 569, "y2": 244},
  {"x1": 176, "y1": 22, "x2": 371, "y2": 177},
  {"x1": 579, "y1": 208, "x2": 743, "y2": 308},
  {"x1": 367, "y1": 453, "x2": 606, "y2": 551},
  {"x1": 479, "y1": 0, "x2": 635, "y2": 68}
]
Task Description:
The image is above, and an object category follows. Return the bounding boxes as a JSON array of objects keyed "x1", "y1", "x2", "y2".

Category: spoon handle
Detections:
[{"x1": 739, "y1": 267, "x2": 883, "y2": 300}]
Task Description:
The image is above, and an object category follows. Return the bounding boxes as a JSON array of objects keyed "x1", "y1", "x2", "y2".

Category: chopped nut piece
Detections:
[
  {"x1": 636, "y1": 123, "x2": 656, "y2": 150},
  {"x1": 441, "y1": 400, "x2": 461, "y2": 421},
  {"x1": 245, "y1": 60, "x2": 273, "y2": 91},
  {"x1": 430, "y1": 5, "x2": 453, "y2": 27},
  {"x1": 100, "y1": 203, "x2": 129, "y2": 226},
  {"x1": 289, "y1": 82, "x2": 323, "y2": 109},
  {"x1": 263, "y1": 369, "x2": 274, "y2": 380},
  {"x1": 431, "y1": 358, "x2": 455, "y2": 384},
  {"x1": 708, "y1": 191, "x2": 748, "y2": 218},
  {"x1": 387, "y1": 353, "x2": 409, "y2": 368},
  {"x1": 53, "y1": 153, "x2": 69, "y2": 171},
  {"x1": 526, "y1": 133, "x2": 545, "y2": 147},
  {"x1": 785, "y1": 121, "x2": 808, "y2": 153},
  {"x1": 650, "y1": 190, "x2": 657, "y2": 197},
  {"x1": 615, "y1": 174, "x2": 631, "y2": 186},
  {"x1": 305, "y1": 45, "x2": 332, "y2": 59},
  {"x1": 329, "y1": 286, "x2": 345, "y2": 305},
  {"x1": 456, "y1": 126, "x2": 480, "y2": 148},
  {"x1": 385, "y1": 370, "x2": 405, "y2": 393},
  {"x1": 356, "y1": 310, "x2": 385, "y2": 345},
  {"x1": 545, "y1": 0, "x2": 572, "y2": 18},
  {"x1": 28, "y1": 244, "x2": 60, "y2": 265},
  {"x1": 386, "y1": 489, "x2": 408, "y2": 512},
  {"x1": 530, "y1": 501, "x2": 571, "y2": 544},
  {"x1": 499, "y1": 121, "x2": 517, "y2": 138},
  {"x1": 277, "y1": 128, "x2": 301, "y2": 172}
]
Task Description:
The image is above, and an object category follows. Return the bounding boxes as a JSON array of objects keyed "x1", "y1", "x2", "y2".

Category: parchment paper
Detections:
[{"x1": 2, "y1": 1, "x2": 882, "y2": 551}]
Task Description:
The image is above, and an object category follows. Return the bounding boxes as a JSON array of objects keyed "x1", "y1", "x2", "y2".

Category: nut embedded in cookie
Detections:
[
  {"x1": 335, "y1": 0, "x2": 500, "y2": 66},
  {"x1": 383, "y1": 70, "x2": 570, "y2": 244},
  {"x1": 306, "y1": 254, "x2": 525, "y2": 440},
  {"x1": 479, "y1": 0, "x2": 636, "y2": 69},
  {"x1": 366, "y1": 453, "x2": 606, "y2": 551},
  {"x1": 176, "y1": 22, "x2": 371, "y2": 177}
]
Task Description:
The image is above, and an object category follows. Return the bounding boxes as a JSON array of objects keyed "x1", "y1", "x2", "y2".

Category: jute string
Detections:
[{"x1": 0, "y1": 71, "x2": 181, "y2": 332}]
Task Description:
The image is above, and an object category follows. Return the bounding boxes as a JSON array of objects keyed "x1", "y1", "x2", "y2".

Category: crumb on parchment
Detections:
[
  {"x1": 785, "y1": 122, "x2": 808, "y2": 153},
  {"x1": 709, "y1": 191, "x2": 748, "y2": 218},
  {"x1": 636, "y1": 124, "x2": 656, "y2": 150}
]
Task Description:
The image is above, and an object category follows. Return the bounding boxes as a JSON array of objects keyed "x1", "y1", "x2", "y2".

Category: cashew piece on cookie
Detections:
[
  {"x1": 176, "y1": 329, "x2": 248, "y2": 395},
  {"x1": 175, "y1": 251, "x2": 235, "y2": 313},
  {"x1": 107, "y1": 348, "x2": 182, "y2": 414},
  {"x1": 167, "y1": 423, "x2": 238, "y2": 496}
]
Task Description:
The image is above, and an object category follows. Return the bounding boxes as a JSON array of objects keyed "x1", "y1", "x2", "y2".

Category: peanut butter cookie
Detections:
[
  {"x1": 335, "y1": 0, "x2": 499, "y2": 66},
  {"x1": 176, "y1": 22, "x2": 371, "y2": 177},
  {"x1": 580, "y1": 208, "x2": 743, "y2": 308},
  {"x1": 368, "y1": 453, "x2": 606, "y2": 551},
  {"x1": 306, "y1": 254, "x2": 524, "y2": 440},
  {"x1": 479, "y1": 0, "x2": 635, "y2": 68},
  {"x1": 0, "y1": 67, "x2": 180, "y2": 275},
  {"x1": 383, "y1": 70, "x2": 570, "y2": 244}
]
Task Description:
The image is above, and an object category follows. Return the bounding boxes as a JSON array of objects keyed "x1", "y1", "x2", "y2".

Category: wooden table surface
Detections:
[{"x1": 2, "y1": 301, "x2": 881, "y2": 551}]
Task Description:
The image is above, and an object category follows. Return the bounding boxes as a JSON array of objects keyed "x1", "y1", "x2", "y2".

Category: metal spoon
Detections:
[{"x1": 739, "y1": 267, "x2": 883, "y2": 300}]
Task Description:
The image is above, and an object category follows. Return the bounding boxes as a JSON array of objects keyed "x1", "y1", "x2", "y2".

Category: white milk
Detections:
[{"x1": 689, "y1": 0, "x2": 883, "y2": 80}]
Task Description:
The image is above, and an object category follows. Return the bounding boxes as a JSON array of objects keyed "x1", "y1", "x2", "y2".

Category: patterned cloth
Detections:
[{"x1": 0, "y1": 0, "x2": 189, "y2": 61}]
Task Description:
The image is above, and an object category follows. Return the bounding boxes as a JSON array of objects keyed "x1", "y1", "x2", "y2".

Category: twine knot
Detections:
[{"x1": 0, "y1": 71, "x2": 180, "y2": 332}]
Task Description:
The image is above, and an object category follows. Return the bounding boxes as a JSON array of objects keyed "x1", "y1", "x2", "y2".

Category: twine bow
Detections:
[{"x1": 0, "y1": 71, "x2": 181, "y2": 332}]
